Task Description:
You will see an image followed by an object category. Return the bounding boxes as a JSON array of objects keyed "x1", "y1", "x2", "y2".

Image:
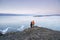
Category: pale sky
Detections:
[{"x1": 0, "y1": 0, "x2": 60, "y2": 14}]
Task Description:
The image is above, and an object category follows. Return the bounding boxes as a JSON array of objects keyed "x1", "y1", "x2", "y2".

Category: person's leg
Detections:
[
  {"x1": 31, "y1": 24, "x2": 32, "y2": 28},
  {"x1": 30, "y1": 23, "x2": 32, "y2": 28},
  {"x1": 32, "y1": 24, "x2": 34, "y2": 28}
]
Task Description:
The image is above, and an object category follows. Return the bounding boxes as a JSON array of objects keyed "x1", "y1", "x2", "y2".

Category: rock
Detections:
[
  {"x1": 0, "y1": 26, "x2": 60, "y2": 40},
  {"x1": 0, "y1": 32, "x2": 3, "y2": 36}
]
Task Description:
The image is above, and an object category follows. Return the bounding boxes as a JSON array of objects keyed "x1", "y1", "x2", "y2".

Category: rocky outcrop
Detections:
[{"x1": 0, "y1": 26, "x2": 60, "y2": 40}]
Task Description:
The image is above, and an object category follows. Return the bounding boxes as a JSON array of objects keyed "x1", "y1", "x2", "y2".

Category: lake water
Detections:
[{"x1": 0, "y1": 16, "x2": 60, "y2": 32}]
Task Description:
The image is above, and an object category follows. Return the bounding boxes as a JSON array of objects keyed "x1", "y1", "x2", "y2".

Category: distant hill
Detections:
[
  {"x1": 0, "y1": 13, "x2": 33, "y2": 16},
  {"x1": 0, "y1": 26, "x2": 60, "y2": 40},
  {"x1": 34, "y1": 14, "x2": 60, "y2": 17},
  {"x1": 0, "y1": 13, "x2": 60, "y2": 17}
]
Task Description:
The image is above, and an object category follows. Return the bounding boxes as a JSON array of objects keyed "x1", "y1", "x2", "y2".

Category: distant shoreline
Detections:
[{"x1": 0, "y1": 13, "x2": 60, "y2": 16}]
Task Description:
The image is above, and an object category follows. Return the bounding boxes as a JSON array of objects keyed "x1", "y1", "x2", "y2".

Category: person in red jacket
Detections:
[{"x1": 30, "y1": 20, "x2": 35, "y2": 28}]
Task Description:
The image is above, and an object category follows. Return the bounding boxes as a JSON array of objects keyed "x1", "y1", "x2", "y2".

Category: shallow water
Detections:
[{"x1": 0, "y1": 16, "x2": 60, "y2": 32}]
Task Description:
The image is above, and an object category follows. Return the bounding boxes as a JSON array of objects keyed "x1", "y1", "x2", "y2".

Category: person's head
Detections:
[{"x1": 32, "y1": 20, "x2": 34, "y2": 21}]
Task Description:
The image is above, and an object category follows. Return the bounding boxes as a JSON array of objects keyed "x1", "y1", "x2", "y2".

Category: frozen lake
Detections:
[{"x1": 0, "y1": 16, "x2": 60, "y2": 33}]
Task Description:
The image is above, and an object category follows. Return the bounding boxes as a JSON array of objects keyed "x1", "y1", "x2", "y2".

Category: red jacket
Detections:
[{"x1": 31, "y1": 20, "x2": 35, "y2": 25}]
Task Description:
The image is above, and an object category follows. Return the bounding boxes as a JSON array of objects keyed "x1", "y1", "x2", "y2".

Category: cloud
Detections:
[
  {"x1": 0, "y1": 0, "x2": 60, "y2": 14},
  {"x1": 0, "y1": 7, "x2": 60, "y2": 14}
]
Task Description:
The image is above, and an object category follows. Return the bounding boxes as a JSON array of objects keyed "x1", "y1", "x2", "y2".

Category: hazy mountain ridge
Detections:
[
  {"x1": 0, "y1": 13, "x2": 60, "y2": 16},
  {"x1": 34, "y1": 14, "x2": 60, "y2": 17},
  {"x1": 0, "y1": 13, "x2": 33, "y2": 16}
]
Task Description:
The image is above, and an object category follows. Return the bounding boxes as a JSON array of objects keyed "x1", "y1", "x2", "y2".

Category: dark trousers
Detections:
[{"x1": 30, "y1": 23, "x2": 34, "y2": 28}]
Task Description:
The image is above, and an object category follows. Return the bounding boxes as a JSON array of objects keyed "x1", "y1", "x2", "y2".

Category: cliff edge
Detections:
[{"x1": 0, "y1": 26, "x2": 60, "y2": 40}]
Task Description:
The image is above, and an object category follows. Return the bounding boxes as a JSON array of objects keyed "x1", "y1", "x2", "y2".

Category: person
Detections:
[{"x1": 30, "y1": 20, "x2": 35, "y2": 28}]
